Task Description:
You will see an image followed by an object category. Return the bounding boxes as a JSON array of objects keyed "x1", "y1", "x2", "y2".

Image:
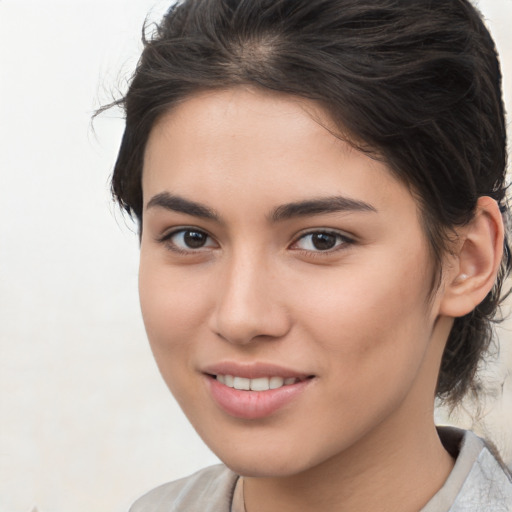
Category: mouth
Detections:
[
  {"x1": 203, "y1": 367, "x2": 315, "y2": 419},
  {"x1": 211, "y1": 374, "x2": 311, "y2": 391}
]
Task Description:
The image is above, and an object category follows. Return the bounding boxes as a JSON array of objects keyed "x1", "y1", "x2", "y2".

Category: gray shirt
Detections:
[{"x1": 129, "y1": 428, "x2": 512, "y2": 511}]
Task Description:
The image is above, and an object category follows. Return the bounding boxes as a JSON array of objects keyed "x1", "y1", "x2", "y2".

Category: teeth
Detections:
[
  {"x1": 269, "y1": 376, "x2": 284, "y2": 389},
  {"x1": 216, "y1": 374, "x2": 299, "y2": 391},
  {"x1": 233, "y1": 377, "x2": 250, "y2": 390},
  {"x1": 250, "y1": 377, "x2": 270, "y2": 391}
]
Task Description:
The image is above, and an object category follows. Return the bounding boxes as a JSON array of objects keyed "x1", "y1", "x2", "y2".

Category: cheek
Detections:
[
  {"x1": 138, "y1": 251, "x2": 210, "y2": 363},
  {"x1": 292, "y1": 252, "x2": 434, "y2": 394},
  {"x1": 138, "y1": 257, "x2": 214, "y2": 415}
]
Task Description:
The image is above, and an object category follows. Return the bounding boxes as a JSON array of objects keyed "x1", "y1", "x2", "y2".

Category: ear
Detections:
[{"x1": 439, "y1": 196, "x2": 504, "y2": 318}]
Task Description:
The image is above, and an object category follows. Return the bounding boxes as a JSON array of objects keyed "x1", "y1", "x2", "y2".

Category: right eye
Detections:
[{"x1": 160, "y1": 228, "x2": 217, "y2": 253}]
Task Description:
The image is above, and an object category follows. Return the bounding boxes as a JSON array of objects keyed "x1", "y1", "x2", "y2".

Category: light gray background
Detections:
[{"x1": 0, "y1": 1, "x2": 511, "y2": 511}]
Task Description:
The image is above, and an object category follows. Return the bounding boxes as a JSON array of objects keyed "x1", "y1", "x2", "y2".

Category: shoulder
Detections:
[
  {"x1": 423, "y1": 427, "x2": 512, "y2": 512},
  {"x1": 129, "y1": 464, "x2": 239, "y2": 512},
  {"x1": 454, "y1": 431, "x2": 512, "y2": 511}
]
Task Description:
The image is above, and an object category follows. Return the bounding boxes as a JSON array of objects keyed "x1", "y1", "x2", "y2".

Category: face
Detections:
[{"x1": 139, "y1": 87, "x2": 449, "y2": 477}]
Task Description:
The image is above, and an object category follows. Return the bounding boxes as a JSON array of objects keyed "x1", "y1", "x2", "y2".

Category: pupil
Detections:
[
  {"x1": 184, "y1": 231, "x2": 206, "y2": 248},
  {"x1": 312, "y1": 233, "x2": 336, "y2": 250}
]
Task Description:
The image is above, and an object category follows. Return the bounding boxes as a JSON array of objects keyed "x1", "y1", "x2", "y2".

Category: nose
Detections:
[{"x1": 208, "y1": 252, "x2": 291, "y2": 345}]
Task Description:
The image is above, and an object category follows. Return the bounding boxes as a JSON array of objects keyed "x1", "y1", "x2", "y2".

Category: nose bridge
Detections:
[{"x1": 211, "y1": 246, "x2": 289, "y2": 344}]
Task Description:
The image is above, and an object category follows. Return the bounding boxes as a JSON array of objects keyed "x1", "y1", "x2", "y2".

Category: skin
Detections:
[{"x1": 138, "y1": 87, "x2": 498, "y2": 511}]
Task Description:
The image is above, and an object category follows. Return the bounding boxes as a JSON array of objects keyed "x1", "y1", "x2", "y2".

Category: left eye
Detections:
[
  {"x1": 166, "y1": 229, "x2": 217, "y2": 251},
  {"x1": 293, "y1": 231, "x2": 349, "y2": 252}
]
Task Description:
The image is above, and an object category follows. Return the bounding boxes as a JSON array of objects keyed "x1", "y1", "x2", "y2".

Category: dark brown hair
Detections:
[{"x1": 105, "y1": 0, "x2": 510, "y2": 405}]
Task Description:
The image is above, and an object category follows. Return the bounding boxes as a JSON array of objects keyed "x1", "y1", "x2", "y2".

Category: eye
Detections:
[
  {"x1": 161, "y1": 228, "x2": 217, "y2": 252},
  {"x1": 292, "y1": 231, "x2": 351, "y2": 252}
]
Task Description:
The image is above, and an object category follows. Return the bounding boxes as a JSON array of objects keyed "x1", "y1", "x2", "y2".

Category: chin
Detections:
[
  {"x1": 223, "y1": 457, "x2": 309, "y2": 478},
  {"x1": 209, "y1": 439, "x2": 326, "y2": 478}
]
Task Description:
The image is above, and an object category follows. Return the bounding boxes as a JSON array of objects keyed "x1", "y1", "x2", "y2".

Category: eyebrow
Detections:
[
  {"x1": 146, "y1": 192, "x2": 220, "y2": 221},
  {"x1": 270, "y1": 196, "x2": 377, "y2": 222},
  {"x1": 145, "y1": 192, "x2": 376, "y2": 223}
]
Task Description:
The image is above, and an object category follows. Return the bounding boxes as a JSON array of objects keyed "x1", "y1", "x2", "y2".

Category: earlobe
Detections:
[{"x1": 439, "y1": 197, "x2": 504, "y2": 318}]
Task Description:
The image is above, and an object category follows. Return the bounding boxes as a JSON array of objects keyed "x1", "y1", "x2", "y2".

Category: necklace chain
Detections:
[{"x1": 242, "y1": 477, "x2": 248, "y2": 512}]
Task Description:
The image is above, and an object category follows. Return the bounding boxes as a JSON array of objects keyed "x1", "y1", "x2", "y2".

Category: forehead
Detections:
[
  {"x1": 144, "y1": 87, "x2": 344, "y2": 171},
  {"x1": 142, "y1": 87, "x2": 420, "y2": 224}
]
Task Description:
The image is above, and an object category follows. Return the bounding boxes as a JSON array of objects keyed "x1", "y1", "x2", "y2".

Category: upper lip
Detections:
[{"x1": 201, "y1": 361, "x2": 312, "y2": 380}]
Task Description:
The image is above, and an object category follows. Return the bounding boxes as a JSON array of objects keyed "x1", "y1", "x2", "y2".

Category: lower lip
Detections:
[{"x1": 206, "y1": 376, "x2": 312, "y2": 420}]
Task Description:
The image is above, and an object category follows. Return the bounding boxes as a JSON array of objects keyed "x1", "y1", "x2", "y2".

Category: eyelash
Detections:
[
  {"x1": 158, "y1": 228, "x2": 217, "y2": 255},
  {"x1": 290, "y1": 230, "x2": 354, "y2": 256},
  {"x1": 157, "y1": 228, "x2": 354, "y2": 256}
]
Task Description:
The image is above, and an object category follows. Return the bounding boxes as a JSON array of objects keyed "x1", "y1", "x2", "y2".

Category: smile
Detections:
[
  {"x1": 206, "y1": 372, "x2": 314, "y2": 419},
  {"x1": 215, "y1": 375, "x2": 301, "y2": 391}
]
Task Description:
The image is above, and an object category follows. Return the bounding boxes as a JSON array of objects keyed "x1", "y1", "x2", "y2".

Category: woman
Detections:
[{"x1": 106, "y1": 0, "x2": 512, "y2": 510}]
